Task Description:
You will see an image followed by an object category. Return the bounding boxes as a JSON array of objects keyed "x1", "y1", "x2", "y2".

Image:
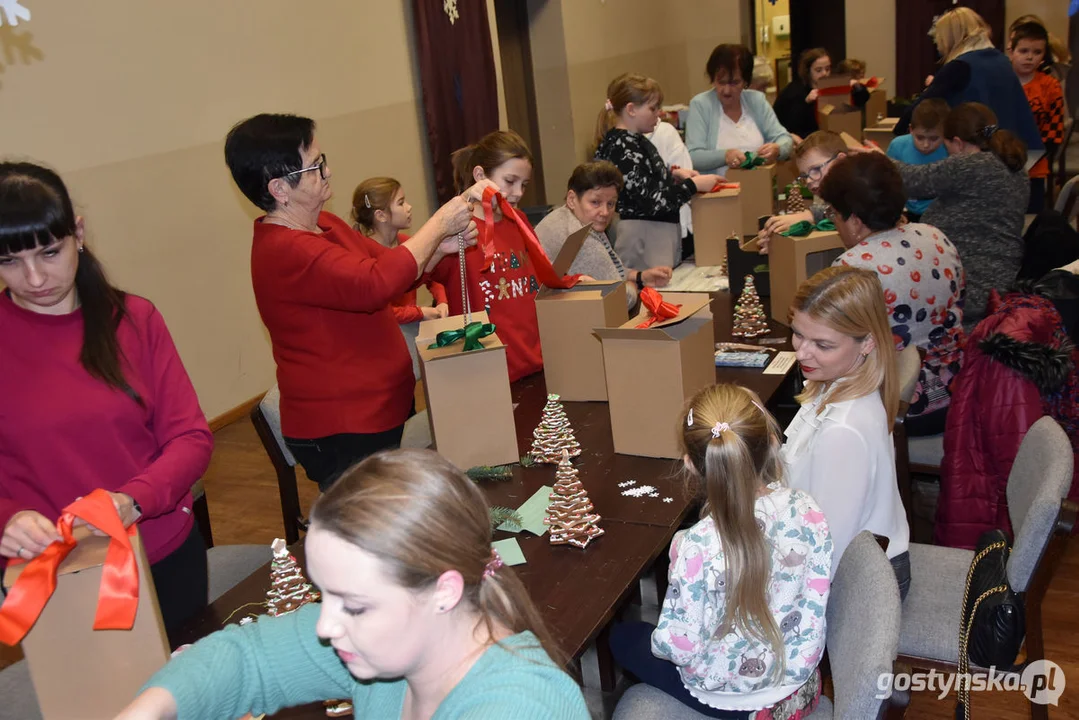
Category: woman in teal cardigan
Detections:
[
  {"x1": 116, "y1": 450, "x2": 590, "y2": 720},
  {"x1": 686, "y1": 44, "x2": 794, "y2": 175}
]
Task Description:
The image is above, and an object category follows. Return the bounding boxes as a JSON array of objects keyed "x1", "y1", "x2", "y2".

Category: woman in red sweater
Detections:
[
  {"x1": 0, "y1": 162, "x2": 214, "y2": 636},
  {"x1": 432, "y1": 130, "x2": 566, "y2": 381},
  {"x1": 224, "y1": 114, "x2": 491, "y2": 490}
]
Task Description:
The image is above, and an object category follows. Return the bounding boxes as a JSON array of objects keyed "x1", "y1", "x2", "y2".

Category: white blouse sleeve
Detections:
[{"x1": 805, "y1": 423, "x2": 871, "y2": 565}]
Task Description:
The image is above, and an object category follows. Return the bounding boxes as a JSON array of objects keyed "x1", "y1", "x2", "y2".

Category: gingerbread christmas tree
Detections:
[
  {"x1": 786, "y1": 184, "x2": 808, "y2": 214},
  {"x1": 267, "y1": 538, "x2": 320, "y2": 617},
  {"x1": 530, "y1": 394, "x2": 581, "y2": 464},
  {"x1": 732, "y1": 275, "x2": 770, "y2": 339},
  {"x1": 544, "y1": 451, "x2": 604, "y2": 549}
]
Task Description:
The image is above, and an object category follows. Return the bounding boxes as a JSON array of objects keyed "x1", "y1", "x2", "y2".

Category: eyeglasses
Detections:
[
  {"x1": 797, "y1": 154, "x2": 839, "y2": 183},
  {"x1": 281, "y1": 153, "x2": 328, "y2": 180}
]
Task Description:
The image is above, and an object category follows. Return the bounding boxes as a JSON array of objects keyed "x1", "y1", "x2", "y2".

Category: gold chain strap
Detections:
[{"x1": 957, "y1": 540, "x2": 1007, "y2": 720}]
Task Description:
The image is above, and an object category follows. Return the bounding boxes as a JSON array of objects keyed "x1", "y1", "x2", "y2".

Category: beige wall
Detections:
[
  {"x1": 528, "y1": 0, "x2": 743, "y2": 201},
  {"x1": 0, "y1": 1, "x2": 438, "y2": 419}
]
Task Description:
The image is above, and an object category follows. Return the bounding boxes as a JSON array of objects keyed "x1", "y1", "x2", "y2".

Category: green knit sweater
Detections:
[{"x1": 144, "y1": 604, "x2": 590, "y2": 719}]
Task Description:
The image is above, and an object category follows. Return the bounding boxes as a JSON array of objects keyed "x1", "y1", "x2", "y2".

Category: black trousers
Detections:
[
  {"x1": 285, "y1": 426, "x2": 406, "y2": 492},
  {"x1": 150, "y1": 524, "x2": 208, "y2": 645}
]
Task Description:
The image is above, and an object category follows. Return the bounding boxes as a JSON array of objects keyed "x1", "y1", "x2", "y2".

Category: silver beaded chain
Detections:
[{"x1": 458, "y1": 232, "x2": 471, "y2": 324}]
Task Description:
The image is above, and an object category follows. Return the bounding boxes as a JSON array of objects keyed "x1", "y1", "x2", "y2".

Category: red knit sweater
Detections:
[
  {"x1": 0, "y1": 293, "x2": 213, "y2": 565},
  {"x1": 251, "y1": 212, "x2": 418, "y2": 438},
  {"x1": 430, "y1": 210, "x2": 544, "y2": 381},
  {"x1": 386, "y1": 233, "x2": 448, "y2": 324}
]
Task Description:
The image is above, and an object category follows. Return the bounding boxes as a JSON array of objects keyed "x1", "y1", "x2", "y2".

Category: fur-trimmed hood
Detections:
[{"x1": 978, "y1": 333, "x2": 1074, "y2": 394}]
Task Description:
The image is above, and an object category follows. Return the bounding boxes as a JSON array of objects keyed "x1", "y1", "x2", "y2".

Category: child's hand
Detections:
[
  {"x1": 724, "y1": 149, "x2": 747, "y2": 168},
  {"x1": 672, "y1": 167, "x2": 695, "y2": 181},
  {"x1": 806, "y1": 88, "x2": 819, "y2": 103},
  {"x1": 421, "y1": 306, "x2": 443, "y2": 321},
  {"x1": 642, "y1": 267, "x2": 673, "y2": 287},
  {"x1": 924, "y1": 74, "x2": 934, "y2": 88},
  {"x1": 435, "y1": 303, "x2": 450, "y2": 319},
  {"x1": 757, "y1": 143, "x2": 780, "y2": 163}
]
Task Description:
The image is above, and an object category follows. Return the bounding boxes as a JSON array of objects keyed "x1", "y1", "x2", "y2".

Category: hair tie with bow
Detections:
[
  {"x1": 604, "y1": 99, "x2": 614, "y2": 112},
  {"x1": 711, "y1": 422, "x2": 730, "y2": 438}
]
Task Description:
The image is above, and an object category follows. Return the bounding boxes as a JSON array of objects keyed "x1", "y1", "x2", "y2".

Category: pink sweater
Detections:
[{"x1": 0, "y1": 292, "x2": 213, "y2": 565}]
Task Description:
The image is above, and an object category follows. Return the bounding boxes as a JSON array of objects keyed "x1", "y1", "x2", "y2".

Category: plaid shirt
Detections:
[{"x1": 1023, "y1": 71, "x2": 1065, "y2": 178}]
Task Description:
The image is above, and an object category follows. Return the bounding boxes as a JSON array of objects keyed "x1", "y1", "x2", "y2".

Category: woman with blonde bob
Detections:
[
  {"x1": 895, "y1": 7, "x2": 1041, "y2": 153},
  {"x1": 610, "y1": 384, "x2": 831, "y2": 718},
  {"x1": 117, "y1": 450, "x2": 590, "y2": 720},
  {"x1": 782, "y1": 267, "x2": 910, "y2": 598}
]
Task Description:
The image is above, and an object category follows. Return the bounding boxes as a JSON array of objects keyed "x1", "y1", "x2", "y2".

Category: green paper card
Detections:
[
  {"x1": 498, "y1": 485, "x2": 553, "y2": 535},
  {"x1": 491, "y1": 538, "x2": 526, "y2": 566}
]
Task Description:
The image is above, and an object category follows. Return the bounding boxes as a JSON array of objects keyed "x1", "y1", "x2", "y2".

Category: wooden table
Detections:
[{"x1": 173, "y1": 288, "x2": 798, "y2": 718}]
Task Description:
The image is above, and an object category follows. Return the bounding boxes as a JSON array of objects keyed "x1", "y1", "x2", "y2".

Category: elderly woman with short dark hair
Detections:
[
  {"x1": 223, "y1": 113, "x2": 494, "y2": 491},
  {"x1": 819, "y1": 152, "x2": 967, "y2": 435},
  {"x1": 686, "y1": 43, "x2": 793, "y2": 174}
]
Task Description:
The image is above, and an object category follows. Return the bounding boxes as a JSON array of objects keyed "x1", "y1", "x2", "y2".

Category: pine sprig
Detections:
[
  {"x1": 466, "y1": 464, "x2": 515, "y2": 481},
  {"x1": 519, "y1": 454, "x2": 536, "y2": 468},
  {"x1": 489, "y1": 506, "x2": 523, "y2": 531}
]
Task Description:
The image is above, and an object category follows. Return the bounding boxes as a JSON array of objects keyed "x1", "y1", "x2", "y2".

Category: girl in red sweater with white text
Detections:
[
  {"x1": 0, "y1": 162, "x2": 214, "y2": 639},
  {"x1": 432, "y1": 130, "x2": 562, "y2": 381}
]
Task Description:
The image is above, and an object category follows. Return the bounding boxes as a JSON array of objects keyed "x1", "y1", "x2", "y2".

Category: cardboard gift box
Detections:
[
  {"x1": 865, "y1": 86, "x2": 888, "y2": 127},
  {"x1": 594, "y1": 293, "x2": 715, "y2": 459},
  {"x1": 863, "y1": 117, "x2": 899, "y2": 152},
  {"x1": 725, "y1": 163, "x2": 776, "y2": 236},
  {"x1": 768, "y1": 229, "x2": 845, "y2": 325},
  {"x1": 689, "y1": 187, "x2": 742, "y2": 267},
  {"x1": 417, "y1": 311, "x2": 519, "y2": 469},
  {"x1": 2, "y1": 519, "x2": 170, "y2": 720},
  {"x1": 819, "y1": 103, "x2": 864, "y2": 138},
  {"x1": 536, "y1": 225, "x2": 628, "y2": 401}
]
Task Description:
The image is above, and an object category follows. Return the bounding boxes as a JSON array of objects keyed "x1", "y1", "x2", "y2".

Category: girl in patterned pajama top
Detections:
[{"x1": 609, "y1": 384, "x2": 832, "y2": 719}]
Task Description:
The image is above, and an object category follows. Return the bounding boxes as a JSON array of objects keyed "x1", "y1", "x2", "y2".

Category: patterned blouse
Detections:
[
  {"x1": 651, "y1": 484, "x2": 832, "y2": 711},
  {"x1": 594, "y1": 128, "x2": 696, "y2": 224},
  {"x1": 834, "y1": 223, "x2": 966, "y2": 419}
]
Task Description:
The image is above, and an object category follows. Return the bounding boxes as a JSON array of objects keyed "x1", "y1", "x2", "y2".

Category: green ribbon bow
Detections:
[
  {"x1": 779, "y1": 218, "x2": 837, "y2": 237},
  {"x1": 428, "y1": 322, "x2": 497, "y2": 352},
  {"x1": 739, "y1": 152, "x2": 767, "y2": 169}
]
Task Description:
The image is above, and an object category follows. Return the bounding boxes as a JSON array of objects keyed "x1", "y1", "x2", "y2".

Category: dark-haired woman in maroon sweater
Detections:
[{"x1": 0, "y1": 162, "x2": 213, "y2": 637}]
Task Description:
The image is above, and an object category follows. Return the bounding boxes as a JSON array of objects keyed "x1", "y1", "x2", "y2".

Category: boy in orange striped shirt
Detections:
[{"x1": 1011, "y1": 21, "x2": 1065, "y2": 212}]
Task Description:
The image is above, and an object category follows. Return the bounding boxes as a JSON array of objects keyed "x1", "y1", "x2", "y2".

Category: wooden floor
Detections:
[{"x1": 200, "y1": 419, "x2": 1079, "y2": 719}]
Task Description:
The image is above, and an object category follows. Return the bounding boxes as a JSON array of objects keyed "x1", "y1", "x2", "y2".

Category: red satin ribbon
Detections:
[
  {"x1": 865, "y1": 76, "x2": 881, "y2": 90},
  {"x1": 480, "y1": 187, "x2": 581, "y2": 290},
  {"x1": 635, "y1": 287, "x2": 682, "y2": 329},
  {"x1": 710, "y1": 181, "x2": 741, "y2": 192},
  {"x1": 0, "y1": 490, "x2": 139, "y2": 646}
]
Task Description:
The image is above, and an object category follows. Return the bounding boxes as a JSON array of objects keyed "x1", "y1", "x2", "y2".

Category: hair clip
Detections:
[
  {"x1": 711, "y1": 422, "x2": 730, "y2": 439},
  {"x1": 687, "y1": 408, "x2": 694, "y2": 427},
  {"x1": 604, "y1": 98, "x2": 614, "y2": 112},
  {"x1": 364, "y1": 194, "x2": 372, "y2": 209},
  {"x1": 981, "y1": 124, "x2": 999, "y2": 139},
  {"x1": 483, "y1": 548, "x2": 503, "y2": 579}
]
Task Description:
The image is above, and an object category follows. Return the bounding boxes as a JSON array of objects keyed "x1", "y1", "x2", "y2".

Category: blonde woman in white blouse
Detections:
[{"x1": 782, "y1": 266, "x2": 911, "y2": 599}]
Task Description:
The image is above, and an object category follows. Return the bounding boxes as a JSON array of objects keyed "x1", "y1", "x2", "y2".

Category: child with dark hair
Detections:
[
  {"x1": 1010, "y1": 21, "x2": 1065, "y2": 213},
  {"x1": 885, "y1": 98, "x2": 950, "y2": 222}
]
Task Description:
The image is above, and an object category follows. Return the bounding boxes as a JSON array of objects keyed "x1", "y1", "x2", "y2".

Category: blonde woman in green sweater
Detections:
[{"x1": 116, "y1": 450, "x2": 589, "y2": 720}]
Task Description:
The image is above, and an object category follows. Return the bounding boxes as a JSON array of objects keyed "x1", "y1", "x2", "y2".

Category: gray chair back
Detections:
[
  {"x1": 258, "y1": 385, "x2": 296, "y2": 466},
  {"x1": 826, "y1": 531, "x2": 902, "y2": 719},
  {"x1": 896, "y1": 344, "x2": 922, "y2": 407},
  {"x1": 1006, "y1": 417, "x2": 1074, "y2": 592}
]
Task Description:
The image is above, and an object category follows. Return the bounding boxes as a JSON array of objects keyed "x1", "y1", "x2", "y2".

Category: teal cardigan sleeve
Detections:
[
  {"x1": 142, "y1": 604, "x2": 356, "y2": 719},
  {"x1": 686, "y1": 90, "x2": 726, "y2": 174},
  {"x1": 744, "y1": 90, "x2": 793, "y2": 161}
]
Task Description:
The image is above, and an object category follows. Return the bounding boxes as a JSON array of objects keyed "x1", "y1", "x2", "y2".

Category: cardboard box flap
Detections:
[
  {"x1": 594, "y1": 292, "x2": 711, "y2": 341},
  {"x1": 549, "y1": 225, "x2": 592, "y2": 278},
  {"x1": 537, "y1": 279, "x2": 623, "y2": 301},
  {"x1": 417, "y1": 311, "x2": 507, "y2": 361},
  {"x1": 839, "y1": 131, "x2": 863, "y2": 150},
  {"x1": 4, "y1": 527, "x2": 103, "y2": 588}
]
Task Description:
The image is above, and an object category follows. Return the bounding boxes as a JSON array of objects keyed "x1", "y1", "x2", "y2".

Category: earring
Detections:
[{"x1": 77, "y1": 245, "x2": 84, "y2": 254}]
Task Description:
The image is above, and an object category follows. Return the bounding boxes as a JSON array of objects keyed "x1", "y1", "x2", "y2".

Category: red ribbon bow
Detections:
[
  {"x1": 0, "y1": 489, "x2": 140, "y2": 646},
  {"x1": 710, "y1": 181, "x2": 741, "y2": 193},
  {"x1": 480, "y1": 187, "x2": 581, "y2": 290},
  {"x1": 635, "y1": 287, "x2": 682, "y2": 329}
]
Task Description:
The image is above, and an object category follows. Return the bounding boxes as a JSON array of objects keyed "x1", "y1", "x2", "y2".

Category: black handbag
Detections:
[{"x1": 956, "y1": 529, "x2": 1025, "y2": 719}]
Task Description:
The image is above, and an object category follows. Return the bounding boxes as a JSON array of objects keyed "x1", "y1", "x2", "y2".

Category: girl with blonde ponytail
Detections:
[
  {"x1": 118, "y1": 449, "x2": 589, "y2": 720},
  {"x1": 609, "y1": 384, "x2": 832, "y2": 719}
]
